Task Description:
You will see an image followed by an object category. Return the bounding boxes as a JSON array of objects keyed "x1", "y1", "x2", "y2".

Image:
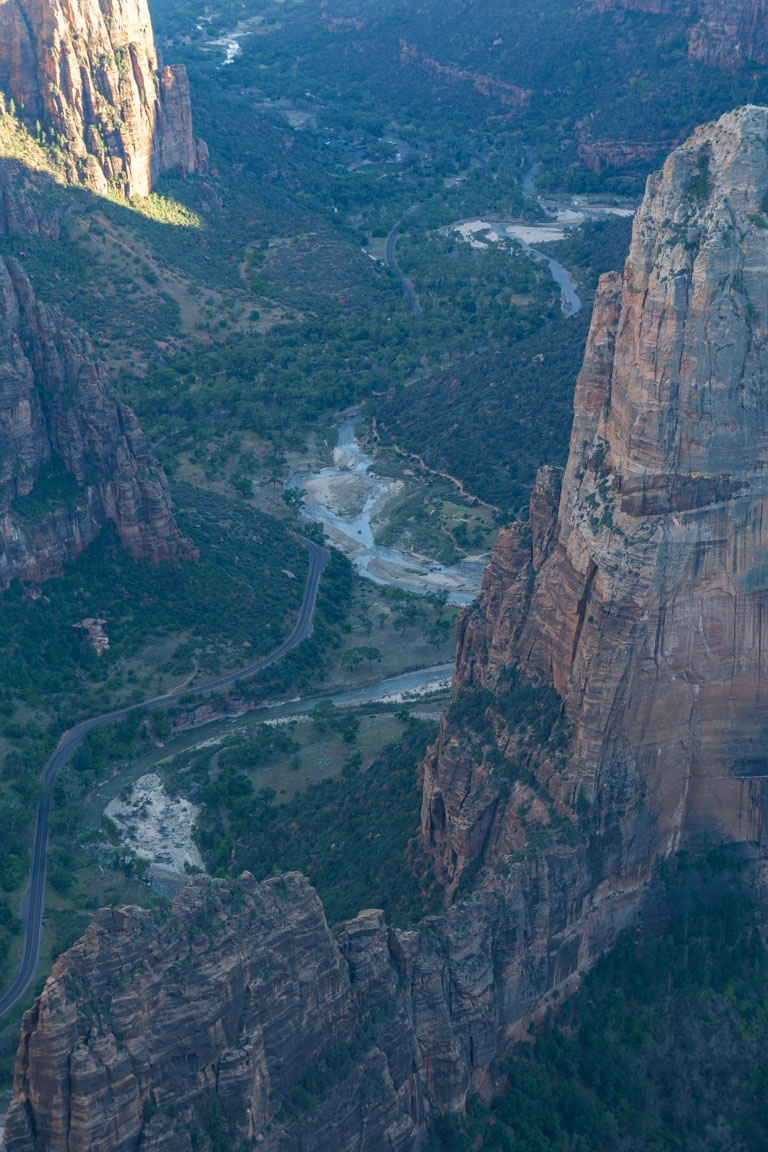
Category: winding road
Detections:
[
  {"x1": 0, "y1": 537, "x2": 329, "y2": 1017},
  {"x1": 385, "y1": 223, "x2": 422, "y2": 316}
]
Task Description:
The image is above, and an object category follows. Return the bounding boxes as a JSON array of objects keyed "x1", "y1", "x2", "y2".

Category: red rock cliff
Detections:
[
  {"x1": 0, "y1": 0, "x2": 206, "y2": 196},
  {"x1": 0, "y1": 254, "x2": 189, "y2": 584},
  {"x1": 593, "y1": 0, "x2": 768, "y2": 69},
  {"x1": 424, "y1": 105, "x2": 768, "y2": 888}
]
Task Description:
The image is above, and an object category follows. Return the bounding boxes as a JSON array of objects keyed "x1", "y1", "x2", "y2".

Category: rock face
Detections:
[
  {"x1": 3, "y1": 870, "x2": 638, "y2": 1152},
  {"x1": 0, "y1": 159, "x2": 61, "y2": 238},
  {"x1": 0, "y1": 254, "x2": 188, "y2": 585},
  {"x1": 593, "y1": 0, "x2": 768, "y2": 69},
  {"x1": 425, "y1": 105, "x2": 768, "y2": 889},
  {"x1": 0, "y1": 0, "x2": 205, "y2": 196},
  {"x1": 687, "y1": 0, "x2": 768, "y2": 68},
  {"x1": 9, "y1": 107, "x2": 768, "y2": 1151},
  {"x1": 3, "y1": 875, "x2": 422, "y2": 1152}
]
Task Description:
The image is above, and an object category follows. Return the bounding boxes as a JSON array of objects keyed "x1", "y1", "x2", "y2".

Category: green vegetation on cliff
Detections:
[
  {"x1": 428, "y1": 848, "x2": 768, "y2": 1152},
  {"x1": 187, "y1": 714, "x2": 441, "y2": 927}
]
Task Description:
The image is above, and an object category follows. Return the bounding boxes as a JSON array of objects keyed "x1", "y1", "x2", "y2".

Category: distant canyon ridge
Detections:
[{"x1": 593, "y1": 0, "x2": 768, "y2": 70}]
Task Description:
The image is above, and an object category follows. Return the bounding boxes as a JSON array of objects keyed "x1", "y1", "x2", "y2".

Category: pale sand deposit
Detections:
[{"x1": 106, "y1": 773, "x2": 205, "y2": 882}]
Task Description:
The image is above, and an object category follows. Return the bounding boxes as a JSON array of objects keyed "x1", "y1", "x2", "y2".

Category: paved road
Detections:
[
  {"x1": 385, "y1": 223, "x2": 422, "y2": 316},
  {"x1": 0, "y1": 537, "x2": 329, "y2": 1017}
]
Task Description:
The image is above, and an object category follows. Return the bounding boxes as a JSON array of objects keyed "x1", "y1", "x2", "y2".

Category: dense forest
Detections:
[
  {"x1": 375, "y1": 217, "x2": 632, "y2": 513},
  {"x1": 427, "y1": 848, "x2": 768, "y2": 1152},
  {"x1": 169, "y1": 713, "x2": 441, "y2": 927}
]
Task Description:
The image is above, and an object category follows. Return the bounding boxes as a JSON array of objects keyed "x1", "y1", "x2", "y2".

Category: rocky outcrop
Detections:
[
  {"x1": 398, "y1": 40, "x2": 531, "y2": 107},
  {"x1": 0, "y1": 255, "x2": 189, "y2": 585},
  {"x1": 0, "y1": 0, "x2": 206, "y2": 197},
  {"x1": 0, "y1": 159, "x2": 60, "y2": 238},
  {"x1": 2, "y1": 874, "x2": 420, "y2": 1152},
  {"x1": 425, "y1": 105, "x2": 768, "y2": 893},
  {"x1": 576, "y1": 129, "x2": 662, "y2": 172},
  {"x1": 3, "y1": 869, "x2": 639, "y2": 1152},
  {"x1": 593, "y1": 0, "x2": 768, "y2": 69}
]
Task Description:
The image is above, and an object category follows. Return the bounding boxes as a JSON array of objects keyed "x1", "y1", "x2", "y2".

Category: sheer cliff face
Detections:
[
  {"x1": 0, "y1": 254, "x2": 187, "y2": 584},
  {"x1": 2, "y1": 870, "x2": 637, "y2": 1152},
  {"x1": 11, "y1": 109, "x2": 768, "y2": 1152},
  {"x1": 0, "y1": 0, "x2": 204, "y2": 197},
  {"x1": 424, "y1": 106, "x2": 768, "y2": 888},
  {"x1": 593, "y1": 0, "x2": 768, "y2": 69}
]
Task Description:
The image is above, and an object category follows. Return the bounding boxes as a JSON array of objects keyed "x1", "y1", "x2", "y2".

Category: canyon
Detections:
[
  {"x1": 0, "y1": 0, "x2": 205, "y2": 197},
  {"x1": 6, "y1": 104, "x2": 768, "y2": 1151}
]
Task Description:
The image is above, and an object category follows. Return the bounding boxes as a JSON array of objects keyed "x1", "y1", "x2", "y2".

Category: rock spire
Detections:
[{"x1": 0, "y1": 0, "x2": 206, "y2": 197}]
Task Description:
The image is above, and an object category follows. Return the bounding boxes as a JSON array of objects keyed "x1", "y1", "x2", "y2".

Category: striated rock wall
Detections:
[
  {"x1": 0, "y1": 254, "x2": 189, "y2": 584},
  {"x1": 424, "y1": 104, "x2": 768, "y2": 901},
  {"x1": 0, "y1": 0, "x2": 205, "y2": 197},
  {"x1": 687, "y1": 0, "x2": 768, "y2": 68},
  {"x1": 2, "y1": 874, "x2": 421, "y2": 1152},
  {"x1": 3, "y1": 870, "x2": 640, "y2": 1152}
]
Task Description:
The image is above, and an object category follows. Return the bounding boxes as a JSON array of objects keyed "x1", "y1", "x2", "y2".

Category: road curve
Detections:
[
  {"x1": 385, "y1": 223, "x2": 422, "y2": 316},
  {"x1": 0, "y1": 537, "x2": 329, "y2": 1017}
]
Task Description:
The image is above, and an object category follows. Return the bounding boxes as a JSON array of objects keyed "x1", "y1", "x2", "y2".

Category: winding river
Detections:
[
  {"x1": 291, "y1": 419, "x2": 485, "y2": 605},
  {"x1": 452, "y1": 155, "x2": 635, "y2": 316},
  {"x1": 82, "y1": 661, "x2": 453, "y2": 841}
]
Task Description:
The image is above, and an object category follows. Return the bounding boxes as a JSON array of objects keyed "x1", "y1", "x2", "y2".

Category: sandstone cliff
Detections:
[
  {"x1": 0, "y1": 0, "x2": 206, "y2": 197},
  {"x1": 8, "y1": 107, "x2": 768, "y2": 1152},
  {"x1": 0, "y1": 254, "x2": 188, "y2": 584},
  {"x1": 593, "y1": 0, "x2": 768, "y2": 69},
  {"x1": 425, "y1": 105, "x2": 768, "y2": 889},
  {"x1": 2, "y1": 874, "x2": 421, "y2": 1152},
  {"x1": 3, "y1": 867, "x2": 638, "y2": 1152}
]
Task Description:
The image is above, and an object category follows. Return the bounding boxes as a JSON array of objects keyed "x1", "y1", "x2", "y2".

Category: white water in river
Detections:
[
  {"x1": 214, "y1": 35, "x2": 242, "y2": 64},
  {"x1": 291, "y1": 420, "x2": 485, "y2": 605}
]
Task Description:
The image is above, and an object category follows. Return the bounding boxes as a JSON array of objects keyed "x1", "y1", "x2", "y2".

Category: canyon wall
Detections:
[
  {"x1": 0, "y1": 0, "x2": 205, "y2": 196},
  {"x1": 0, "y1": 253, "x2": 189, "y2": 585},
  {"x1": 7, "y1": 106, "x2": 768, "y2": 1150},
  {"x1": 2, "y1": 865, "x2": 638, "y2": 1152},
  {"x1": 593, "y1": 0, "x2": 768, "y2": 69},
  {"x1": 425, "y1": 104, "x2": 768, "y2": 887}
]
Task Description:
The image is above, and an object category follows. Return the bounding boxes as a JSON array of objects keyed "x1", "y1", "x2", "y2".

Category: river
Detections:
[
  {"x1": 290, "y1": 419, "x2": 485, "y2": 605},
  {"x1": 82, "y1": 661, "x2": 452, "y2": 893},
  {"x1": 452, "y1": 156, "x2": 635, "y2": 316},
  {"x1": 195, "y1": 17, "x2": 245, "y2": 64},
  {"x1": 87, "y1": 658, "x2": 452, "y2": 824}
]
